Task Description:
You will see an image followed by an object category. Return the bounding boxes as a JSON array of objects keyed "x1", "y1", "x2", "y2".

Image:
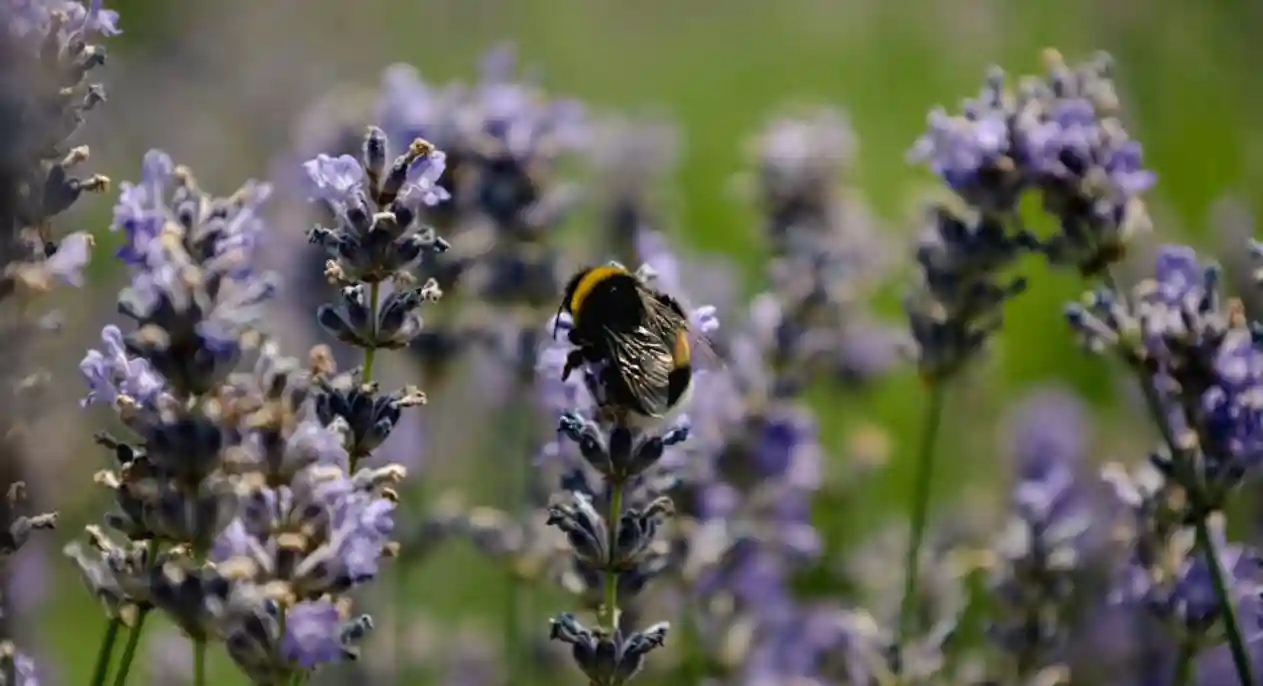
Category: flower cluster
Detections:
[
  {"x1": 63, "y1": 135, "x2": 445, "y2": 684},
  {"x1": 14, "y1": 10, "x2": 1263, "y2": 686},
  {"x1": 743, "y1": 108, "x2": 902, "y2": 391},
  {"x1": 533, "y1": 258, "x2": 718, "y2": 685},
  {"x1": 0, "y1": 0, "x2": 114, "y2": 299},
  {"x1": 905, "y1": 51, "x2": 1155, "y2": 381}
]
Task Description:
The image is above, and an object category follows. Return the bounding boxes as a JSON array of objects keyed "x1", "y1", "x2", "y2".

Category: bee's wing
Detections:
[
  {"x1": 603, "y1": 325, "x2": 673, "y2": 417},
  {"x1": 641, "y1": 289, "x2": 725, "y2": 373}
]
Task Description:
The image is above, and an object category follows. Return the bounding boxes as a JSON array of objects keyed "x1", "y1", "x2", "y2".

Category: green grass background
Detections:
[{"x1": 29, "y1": 0, "x2": 1263, "y2": 683}]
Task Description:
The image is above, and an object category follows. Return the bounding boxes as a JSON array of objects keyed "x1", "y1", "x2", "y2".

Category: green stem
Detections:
[
  {"x1": 277, "y1": 606, "x2": 287, "y2": 682},
  {"x1": 362, "y1": 282, "x2": 380, "y2": 384},
  {"x1": 1173, "y1": 640, "x2": 1197, "y2": 686},
  {"x1": 88, "y1": 617, "x2": 122, "y2": 686},
  {"x1": 1106, "y1": 271, "x2": 1255, "y2": 686},
  {"x1": 394, "y1": 564, "x2": 407, "y2": 680},
  {"x1": 677, "y1": 599, "x2": 707, "y2": 682},
  {"x1": 897, "y1": 381, "x2": 946, "y2": 658},
  {"x1": 600, "y1": 481, "x2": 625, "y2": 632},
  {"x1": 504, "y1": 571, "x2": 520, "y2": 683},
  {"x1": 108, "y1": 610, "x2": 148, "y2": 686},
  {"x1": 1194, "y1": 516, "x2": 1254, "y2": 686},
  {"x1": 193, "y1": 636, "x2": 207, "y2": 686}
]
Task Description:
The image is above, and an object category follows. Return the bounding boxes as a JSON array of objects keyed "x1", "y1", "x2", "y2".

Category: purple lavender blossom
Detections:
[
  {"x1": 303, "y1": 134, "x2": 450, "y2": 351},
  {"x1": 988, "y1": 389, "x2": 1104, "y2": 675},
  {"x1": 280, "y1": 600, "x2": 353, "y2": 668},
  {"x1": 1070, "y1": 245, "x2": 1263, "y2": 509},
  {"x1": 78, "y1": 324, "x2": 165, "y2": 408},
  {"x1": 910, "y1": 51, "x2": 1154, "y2": 277},
  {"x1": 0, "y1": 650, "x2": 39, "y2": 686}
]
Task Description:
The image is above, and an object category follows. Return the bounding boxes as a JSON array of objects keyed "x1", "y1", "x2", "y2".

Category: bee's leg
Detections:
[{"x1": 562, "y1": 349, "x2": 585, "y2": 380}]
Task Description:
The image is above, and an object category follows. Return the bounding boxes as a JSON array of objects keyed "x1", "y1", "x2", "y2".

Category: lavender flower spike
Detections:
[{"x1": 537, "y1": 256, "x2": 716, "y2": 684}]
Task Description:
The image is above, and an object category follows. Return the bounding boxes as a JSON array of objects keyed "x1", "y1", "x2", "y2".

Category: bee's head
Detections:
[{"x1": 555, "y1": 266, "x2": 596, "y2": 338}]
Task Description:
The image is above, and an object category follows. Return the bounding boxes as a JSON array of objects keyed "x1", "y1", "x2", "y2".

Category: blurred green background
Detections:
[{"x1": 24, "y1": 0, "x2": 1263, "y2": 683}]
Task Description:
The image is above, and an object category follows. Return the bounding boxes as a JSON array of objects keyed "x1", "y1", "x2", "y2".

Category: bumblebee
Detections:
[{"x1": 556, "y1": 263, "x2": 703, "y2": 428}]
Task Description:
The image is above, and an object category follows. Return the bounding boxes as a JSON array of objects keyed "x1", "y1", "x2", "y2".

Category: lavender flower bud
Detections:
[
  {"x1": 303, "y1": 137, "x2": 450, "y2": 287},
  {"x1": 0, "y1": 484, "x2": 53, "y2": 557},
  {"x1": 557, "y1": 412, "x2": 689, "y2": 481},
  {"x1": 987, "y1": 390, "x2": 1100, "y2": 673},
  {"x1": 545, "y1": 491, "x2": 673, "y2": 575},
  {"x1": 312, "y1": 363, "x2": 426, "y2": 463},
  {"x1": 316, "y1": 279, "x2": 442, "y2": 350},
  {"x1": 548, "y1": 613, "x2": 669, "y2": 686}
]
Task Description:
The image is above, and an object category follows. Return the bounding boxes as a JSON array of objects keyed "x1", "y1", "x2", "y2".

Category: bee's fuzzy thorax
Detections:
[{"x1": 566, "y1": 264, "x2": 632, "y2": 326}]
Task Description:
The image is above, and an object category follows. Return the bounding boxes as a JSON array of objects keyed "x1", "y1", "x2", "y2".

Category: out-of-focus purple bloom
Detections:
[
  {"x1": 988, "y1": 389, "x2": 1102, "y2": 673},
  {"x1": 3, "y1": 0, "x2": 119, "y2": 41},
  {"x1": 146, "y1": 629, "x2": 192, "y2": 686},
  {"x1": 45, "y1": 231, "x2": 90, "y2": 283},
  {"x1": 6, "y1": 540, "x2": 48, "y2": 616},
  {"x1": 910, "y1": 106, "x2": 1011, "y2": 203},
  {"x1": 3, "y1": 651, "x2": 39, "y2": 686},
  {"x1": 1008, "y1": 387, "x2": 1088, "y2": 480},
  {"x1": 1111, "y1": 513, "x2": 1262, "y2": 646}
]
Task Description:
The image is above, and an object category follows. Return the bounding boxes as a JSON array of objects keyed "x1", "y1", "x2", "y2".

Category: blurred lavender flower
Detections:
[
  {"x1": 0, "y1": 0, "x2": 115, "y2": 300},
  {"x1": 985, "y1": 389, "x2": 1105, "y2": 680},
  {"x1": 910, "y1": 50, "x2": 1153, "y2": 278},
  {"x1": 737, "y1": 107, "x2": 901, "y2": 391},
  {"x1": 904, "y1": 201, "x2": 1029, "y2": 381},
  {"x1": 146, "y1": 628, "x2": 192, "y2": 686},
  {"x1": 0, "y1": 646, "x2": 38, "y2": 686},
  {"x1": 0, "y1": 15, "x2": 111, "y2": 660},
  {"x1": 836, "y1": 523, "x2": 978, "y2": 684},
  {"x1": 743, "y1": 106, "x2": 861, "y2": 257},
  {"x1": 585, "y1": 114, "x2": 679, "y2": 268},
  {"x1": 0, "y1": 484, "x2": 54, "y2": 559}
]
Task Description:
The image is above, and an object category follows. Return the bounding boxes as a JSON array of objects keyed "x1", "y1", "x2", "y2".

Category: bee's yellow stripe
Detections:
[
  {"x1": 673, "y1": 329, "x2": 691, "y2": 367},
  {"x1": 569, "y1": 264, "x2": 629, "y2": 326}
]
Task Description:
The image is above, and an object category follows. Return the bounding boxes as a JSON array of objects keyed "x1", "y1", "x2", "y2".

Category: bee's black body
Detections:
[{"x1": 558, "y1": 266, "x2": 694, "y2": 422}]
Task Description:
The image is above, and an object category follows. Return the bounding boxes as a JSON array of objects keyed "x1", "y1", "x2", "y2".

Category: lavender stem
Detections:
[
  {"x1": 1174, "y1": 640, "x2": 1196, "y2": 686},
  {"x1": 362, "y1": 282, "x2": 381, "y2": 386},
  {"x1": 108, "y1": 610, "x2": 147, "y2": 686},
  {"x1": 87, "y1": 617, "x2": 121, "y2": 686},
  {"x1": 600, "y1": 480, "x2": 625, "y2": 632},
  {"x1": 1194, "y1": 516, "x2": 1253, "y2": 685},
  {"x1": 897, "y1": 380, "x2": 946, "y2": 660},
  {"x1": 193, "y1": 636, "x2": 206, "y2": 686}
]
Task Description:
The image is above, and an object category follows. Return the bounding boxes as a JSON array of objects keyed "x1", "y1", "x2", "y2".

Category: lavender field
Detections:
[{"x1": 4, "y1": 0, "x2": 1263, "y2": 685}]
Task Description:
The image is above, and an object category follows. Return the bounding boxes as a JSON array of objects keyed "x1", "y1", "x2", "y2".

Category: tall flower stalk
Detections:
[
  {"x1": 64, "y1": 128, "x2": 446, "y2": 686},
  {"x1": 539, "y1": 261, "x2": 715, "y2": 685}
]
